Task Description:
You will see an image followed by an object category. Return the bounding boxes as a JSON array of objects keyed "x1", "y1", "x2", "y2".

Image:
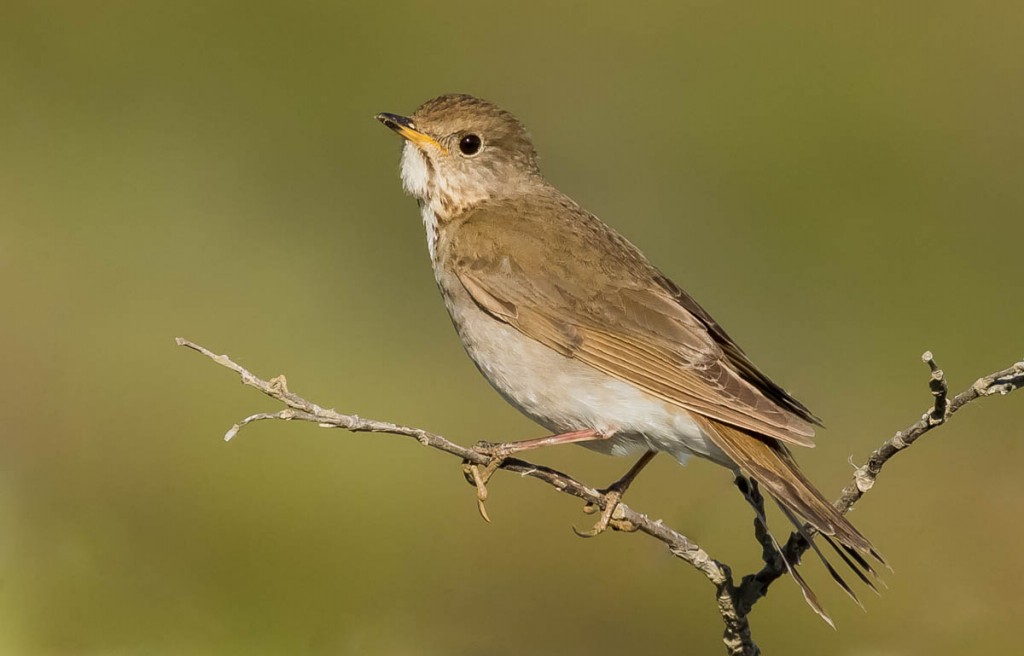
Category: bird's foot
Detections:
[
  {"x1": 574, "y1": 487, "x2": 638, "y2": 537},
  {"x1": 573, "y1": 450, "x2": 655, "y2": 537},
  {"x1": 460, "y1": 431, "x2": 608, "y2": 523},
  {"x1": 461, "y1": 441, "x2": 516, "y2": 522}
]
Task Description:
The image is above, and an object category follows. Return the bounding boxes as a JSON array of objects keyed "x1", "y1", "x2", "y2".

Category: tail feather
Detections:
[
  {"x1": 819, "y1": 533, "x2": 885, "y2": 593},
  {"x1": 737, "y1": 485, "x2": 836, "y2": 628},
  {"x1": 770, "y1": 444, "x2": 888, "y2": 569},
  {"x1": 773, "y1": 499, "x2": 869, "y2": 606},
  {"x1": 695, "y1": 415, "x2": 886, "y2": 617}
]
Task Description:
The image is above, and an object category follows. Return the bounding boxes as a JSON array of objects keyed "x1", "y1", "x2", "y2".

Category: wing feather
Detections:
[{"x1": 446, "y1": 197, "x2": 819, "y2": 447}]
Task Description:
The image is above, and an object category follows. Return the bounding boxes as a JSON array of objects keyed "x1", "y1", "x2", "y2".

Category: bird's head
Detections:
[{"x1": 376, "y1": 94, "x2": 542, "y2": 218}]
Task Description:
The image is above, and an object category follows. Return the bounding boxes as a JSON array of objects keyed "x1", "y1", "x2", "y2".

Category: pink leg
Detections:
[
  {"x1": 464, "y1": 429, "x2": 608, "y2": 522},
  {"x1": 483, "y1": 428, "x2": 604, "y2": 455}
]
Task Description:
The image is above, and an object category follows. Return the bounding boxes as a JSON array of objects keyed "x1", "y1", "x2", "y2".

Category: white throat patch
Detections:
[{"x1": 400, "y1": 142, "x2": 430, "y2": 200}]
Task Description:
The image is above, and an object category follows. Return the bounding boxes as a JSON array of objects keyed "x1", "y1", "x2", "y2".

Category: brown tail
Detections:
[{"x1": 695, "y1": 415, "x2": 886, "y2": 620}]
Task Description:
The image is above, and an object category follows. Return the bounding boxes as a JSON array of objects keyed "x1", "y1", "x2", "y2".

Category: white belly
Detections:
[{"x1": 432, "y1": 263, "x2": 730, "y2": 467}]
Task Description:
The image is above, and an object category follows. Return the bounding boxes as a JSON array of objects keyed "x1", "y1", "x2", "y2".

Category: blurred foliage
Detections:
[{"x1": 1, "y1": 1, "x2": 1022, "y2": 654}]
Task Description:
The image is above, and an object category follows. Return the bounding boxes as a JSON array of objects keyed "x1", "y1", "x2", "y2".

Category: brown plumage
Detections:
[{"x1": 377, "y1": 94, "x2": 884, "y2": 622}]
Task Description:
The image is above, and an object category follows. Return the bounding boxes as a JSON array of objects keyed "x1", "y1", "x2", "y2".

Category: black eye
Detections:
[{"x1": 459, "y1": 133, "x2": 482, "y2": 156}]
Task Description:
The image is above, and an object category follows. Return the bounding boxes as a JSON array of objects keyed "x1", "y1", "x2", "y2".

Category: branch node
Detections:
[
  {"x1": 269, "y1": 374, "x2": 290, "y2": 394},
  {"x1": 923, "y1": 351, "x2": 949, "y2": 424},
  {"x1": 853, "y1": 466, "x2": 875, "y2": 493},
  {"x1": 670, "y1": 543, "x2": 702, "y2": 562}
]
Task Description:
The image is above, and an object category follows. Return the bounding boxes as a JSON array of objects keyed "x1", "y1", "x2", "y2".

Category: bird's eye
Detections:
[{"x1": 458, "y1": 133, "x2": 482, "y2": 156}]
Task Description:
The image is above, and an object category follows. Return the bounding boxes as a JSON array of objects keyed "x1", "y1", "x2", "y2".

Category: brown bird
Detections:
[{"x1": 376, "y1": 94, "x2": 883, "y2": 622}]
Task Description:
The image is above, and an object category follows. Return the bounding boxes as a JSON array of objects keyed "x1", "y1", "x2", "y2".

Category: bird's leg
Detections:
[
  {"x1": 461, "y1": 429, "x2": 604, "y2": 522},
  {"x1": 574, "y1": 450, "x2": 657, "y2": 537}
]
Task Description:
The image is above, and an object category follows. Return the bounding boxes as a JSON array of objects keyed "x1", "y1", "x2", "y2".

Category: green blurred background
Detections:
[{"x1": 2, "y1": 1, "x2": 1022, "y2": 654}]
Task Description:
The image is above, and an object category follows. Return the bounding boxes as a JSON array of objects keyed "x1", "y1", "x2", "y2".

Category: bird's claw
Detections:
[
  {"x1": 460, "y1": 442, "x2": 515, "y2": 522},
  {"x1": 573, "y1": 489, "x2": 637, "y2": 537}
]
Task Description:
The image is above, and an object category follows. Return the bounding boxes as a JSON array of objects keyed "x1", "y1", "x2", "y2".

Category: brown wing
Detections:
[{"x1": 445, "y1": 195, "x2": 819, "y2": 447}]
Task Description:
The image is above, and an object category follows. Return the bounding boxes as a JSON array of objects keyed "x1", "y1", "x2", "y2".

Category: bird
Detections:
[{"x1": 375, "y1": 93, "x2": 883, "y2": 622}]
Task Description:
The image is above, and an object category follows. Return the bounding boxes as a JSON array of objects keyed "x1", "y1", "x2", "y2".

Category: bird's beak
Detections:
[{"x1": 375, "y1": 112, "x2": 447, "y2": 153}]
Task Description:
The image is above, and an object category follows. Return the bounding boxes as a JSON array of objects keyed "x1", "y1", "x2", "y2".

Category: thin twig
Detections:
[{"x1": 176, "y1": 337, "x2": 1022, "y2": 656}]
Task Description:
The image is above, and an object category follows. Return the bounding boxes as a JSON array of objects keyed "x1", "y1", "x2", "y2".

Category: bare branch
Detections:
[
  {"x1": 176, "y1": 337, "x2": 1022, "y2": 656},
  {"x1": 839, "y1": 353, "x2": 1022, "y2": 514}
]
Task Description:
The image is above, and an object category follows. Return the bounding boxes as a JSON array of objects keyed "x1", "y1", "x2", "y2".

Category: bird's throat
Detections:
[{"x1": 400, "y1": 142, "x2": 432, "y2": 201}]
